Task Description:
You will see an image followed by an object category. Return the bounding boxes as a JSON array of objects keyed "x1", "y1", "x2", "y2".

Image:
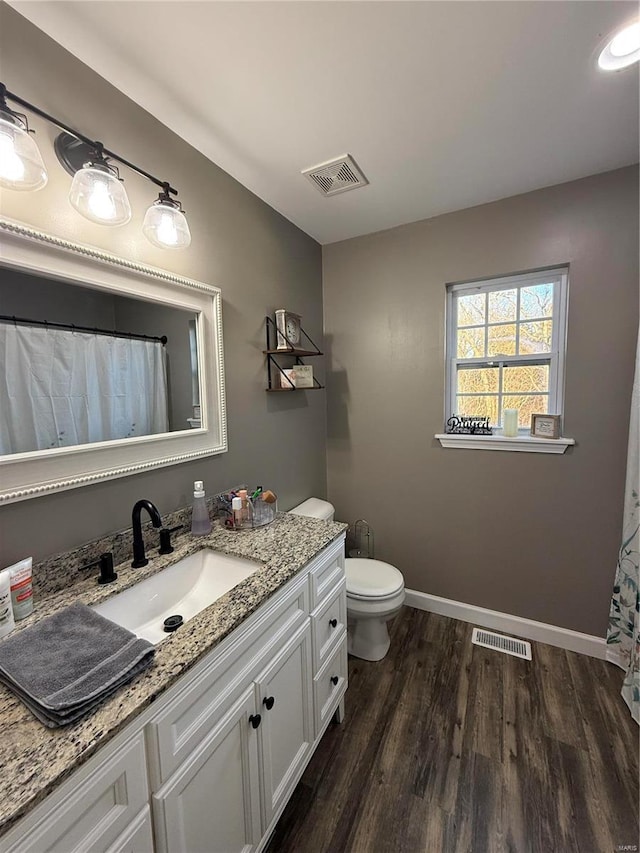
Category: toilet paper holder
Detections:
[{"x1": 349, "y1": 519, "x2": 374, "y2": 559}]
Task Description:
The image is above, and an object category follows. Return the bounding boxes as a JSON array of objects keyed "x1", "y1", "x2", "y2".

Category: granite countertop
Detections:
[{"x1": 0, "y1": 513, "x2": 347, "y2": 835}]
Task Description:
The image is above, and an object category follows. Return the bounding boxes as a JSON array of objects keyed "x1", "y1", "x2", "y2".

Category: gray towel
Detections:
[{"x1": 0, "y1": 602, "x2": 154, "y2": 727}]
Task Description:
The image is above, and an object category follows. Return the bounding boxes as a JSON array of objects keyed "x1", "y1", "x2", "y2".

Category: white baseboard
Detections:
[
  {"x1": 605, "y1": 647, "x2": 626, "y2": 670},
  {"x1": 405, "y1": 589, "x2": 607, "y2": 659}
]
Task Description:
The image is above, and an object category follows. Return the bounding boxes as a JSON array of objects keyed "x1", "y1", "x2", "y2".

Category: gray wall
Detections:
[
  {"x1": 0, "y1": 268, "x2": 117, "y2": 327},
  {"x1": 0, "y1": 6, "x2": 326, "y2": 564},
  {"x1": 323, "y1": 166, "x2": 639, "y2": 637}
]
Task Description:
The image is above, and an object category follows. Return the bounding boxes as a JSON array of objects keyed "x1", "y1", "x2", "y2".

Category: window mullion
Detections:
[
  {"x1": 549, "y1": 353, "x2": 559, "y2": 413},
  {"x1": 484, "y1": 292, "x2": 488, "y2": 357},
  {"x1": 515, "y1": 287, "x2": 521, "y2": 355},
  {"x1": 451, "y1": 358, "x2": 459, "y2": 418},
  {"x1": 498, "y1": 361, "x2": 504, "y2": 426}
]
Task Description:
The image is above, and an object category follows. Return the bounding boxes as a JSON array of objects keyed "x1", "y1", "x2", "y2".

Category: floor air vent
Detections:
[
  {"x1": 472, "y1": 628, "x2": 532, "y2": 660},
  {"x1": 301, "y1": 154, "x2": 368, "y2": 197}
]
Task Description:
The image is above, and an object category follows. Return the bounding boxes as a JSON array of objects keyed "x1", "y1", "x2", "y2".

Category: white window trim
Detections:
[{"x1": 439, "y1": 267, "x2": 573, "y2": 452}]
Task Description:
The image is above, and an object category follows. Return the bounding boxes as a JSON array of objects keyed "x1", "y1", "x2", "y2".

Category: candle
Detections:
[{"x1": 503, "y1": 409, "x2": 519, "y2": 437}]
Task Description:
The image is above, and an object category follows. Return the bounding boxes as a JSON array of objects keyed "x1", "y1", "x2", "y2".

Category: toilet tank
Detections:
[{"x1": 289, "y1": 497, "x2": 335, "y2": 521}]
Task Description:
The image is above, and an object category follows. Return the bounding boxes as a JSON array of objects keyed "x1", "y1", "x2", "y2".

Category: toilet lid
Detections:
[{"x1": 345, "y1": 558, "x2": 404, "y2": 599}]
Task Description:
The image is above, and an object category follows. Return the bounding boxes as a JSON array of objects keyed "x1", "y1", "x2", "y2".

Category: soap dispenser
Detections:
[{"x1": 191, "y1": 481, "x2": 212, "y2": 536}]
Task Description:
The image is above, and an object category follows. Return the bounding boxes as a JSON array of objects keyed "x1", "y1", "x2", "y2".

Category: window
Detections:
[{"x1": 445, "y1": 268, "x2": 568, "y2": 432}]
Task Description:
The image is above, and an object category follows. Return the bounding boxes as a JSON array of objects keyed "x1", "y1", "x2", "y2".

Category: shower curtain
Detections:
[
  {"x1": 0, "y1": 324, "x2": 168, "y2": 454},
  {"x1": 607, "y1": 332, "x2": 639, "y2": 724}
]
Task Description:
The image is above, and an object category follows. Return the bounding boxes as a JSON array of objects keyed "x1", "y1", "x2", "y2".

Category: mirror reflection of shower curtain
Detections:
[{"x1": 0, "y1": 324, "x2": 168, "y2": 454}]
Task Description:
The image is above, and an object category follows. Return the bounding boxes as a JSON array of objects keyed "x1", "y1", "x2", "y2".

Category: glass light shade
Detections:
[
  {"x1": 0, "y1": 114, "x2": 48, "y2": 191},
  {"x1": 598, "y1": 21, "x2": 640, "y2": 70},
  {"x1": 143, "y1": 199, "x2": 191, "y2": 249},
  {"x1": 69, "y1": 164, "x2": 132, "y2": 225}
]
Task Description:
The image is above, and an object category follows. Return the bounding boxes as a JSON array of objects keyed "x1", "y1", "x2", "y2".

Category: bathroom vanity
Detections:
[{"x1": 0, "y1": 516, "x2": 347, "y2": 853}]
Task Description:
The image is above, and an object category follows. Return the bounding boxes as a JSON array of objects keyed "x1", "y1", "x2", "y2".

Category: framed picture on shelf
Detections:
[
  {"x1": 292, "y1": 365, "x2": 313, "y2": 388},
  {"x1": 530, "y1": 414, "x2": 561, "y2": 439},
  {"x1": 279, "y1": 368, "x2": 296, "y2": 389},
  {"x1": 279, "y1": 365, "x2": 314, "y2": 389}
]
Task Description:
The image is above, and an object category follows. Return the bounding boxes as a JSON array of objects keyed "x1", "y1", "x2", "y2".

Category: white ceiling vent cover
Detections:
[
  {"x1": 302, "y1": 154, "x2": 368, "y2": 197},
  {"x1": 472, "y1": 628, "x2": 532, "y2": 660}
]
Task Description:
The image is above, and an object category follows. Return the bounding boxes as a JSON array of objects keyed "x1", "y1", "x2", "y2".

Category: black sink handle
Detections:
[
  {"x1": 159, "y1": 525, "x2": 184, "y2": 555},
  {"x1": 79, "y1": 552, "x2": 118, "y2": 585}
]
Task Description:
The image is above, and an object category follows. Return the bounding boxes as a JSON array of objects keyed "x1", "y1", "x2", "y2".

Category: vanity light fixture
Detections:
[
  {"x1": 143, "y1": 184, "x2": 191, "y2": 249},
  {"x1": 0, "y1": 84, "x2": 47, "y2": 191},
  {"x1": 67, "y1": 143, "x2": 132, "y2": 226},
  {"x1": 598, "y1": 20, "x2": 640, "y2": 71},
  {"x1": 0, "y1": 82, "x2": 190, "y2": 247}
]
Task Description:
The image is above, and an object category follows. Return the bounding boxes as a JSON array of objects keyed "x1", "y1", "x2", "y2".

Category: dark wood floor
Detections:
[{"x1": 266, "y1": 607, "x2": 639, "y2": 853}]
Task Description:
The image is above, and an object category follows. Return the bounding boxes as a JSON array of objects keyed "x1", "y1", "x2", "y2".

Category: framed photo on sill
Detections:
[{"x1": 530, "y1": 414, "x2": 561, "y2": 439}]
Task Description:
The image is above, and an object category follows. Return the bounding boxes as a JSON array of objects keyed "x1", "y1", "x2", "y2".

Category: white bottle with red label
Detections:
[
  {"x1": 0, "y1": 569, "x2": 15, "y2": 638},
  {"x1": 8, "y1": 557, "x2": 33, "y2": 621}
]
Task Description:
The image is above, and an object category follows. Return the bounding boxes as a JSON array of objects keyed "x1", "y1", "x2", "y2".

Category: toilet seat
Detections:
[
  {"x1": 345, "y1": 558, "x2": 404, "y2": 600},
  {"x1": 347, "y1": 589, "x2": 402, "y2": 603}
]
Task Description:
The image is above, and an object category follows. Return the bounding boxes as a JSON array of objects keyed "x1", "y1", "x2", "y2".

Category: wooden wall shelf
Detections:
[{"x1": 264, "y1": 316, "x2": 324, "y2": 391}]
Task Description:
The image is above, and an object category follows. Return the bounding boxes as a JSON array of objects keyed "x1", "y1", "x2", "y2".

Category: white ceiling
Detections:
[{"x1": 10, "y1": 0, "x2": 640, "y2": 244}]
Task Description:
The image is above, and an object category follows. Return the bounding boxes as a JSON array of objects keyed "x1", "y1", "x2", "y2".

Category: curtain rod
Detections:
[{"x1": 0, "y1": 315, "x2": 167, "y2": 345}]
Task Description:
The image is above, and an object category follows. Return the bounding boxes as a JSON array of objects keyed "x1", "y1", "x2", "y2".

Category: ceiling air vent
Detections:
[{"x1": 301, "y1": 154, "x2": 368, "y2": 197}]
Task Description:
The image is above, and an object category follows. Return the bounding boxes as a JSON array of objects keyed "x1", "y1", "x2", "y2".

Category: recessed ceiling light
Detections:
[{"x1": 598, "y1": 21, "x2": 640, "y2": 71}]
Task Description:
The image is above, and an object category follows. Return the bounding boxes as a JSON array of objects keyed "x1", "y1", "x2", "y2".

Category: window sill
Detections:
[{"x1": 434, "y1": 433, "x2": 575, "y2": 454}]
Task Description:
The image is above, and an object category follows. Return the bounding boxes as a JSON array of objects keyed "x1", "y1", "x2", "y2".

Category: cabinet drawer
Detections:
[
  {"x1": 309, "y1": 540, "x2": 345, "y2": 608},
  {"x1": 2, "y1": 733, "x2": 148, "y2": 853},
  {"x1": 146, "y1": 571, "x2": 308, "y2": 787},
  {"x1": 311, "y1": 579, "x2": 346, "y2": 672},
  {"x1": 312, "y1": 637, "x2": 348, "y2": 739}
]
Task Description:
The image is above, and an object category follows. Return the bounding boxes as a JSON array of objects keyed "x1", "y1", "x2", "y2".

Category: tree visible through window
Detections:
[{"x1": 446, "y1": 269, "x2": 568, "y2": 430}]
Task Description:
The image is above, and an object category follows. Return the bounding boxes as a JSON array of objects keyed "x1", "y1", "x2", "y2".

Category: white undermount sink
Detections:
[{"x1": 92, "y1": 549, "x2": 260, "y2": 644}]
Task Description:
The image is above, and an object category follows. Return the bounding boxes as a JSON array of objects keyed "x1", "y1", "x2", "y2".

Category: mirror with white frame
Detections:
[{"x1": 0, "y1": 219, "x2": 227, "y2": 504}]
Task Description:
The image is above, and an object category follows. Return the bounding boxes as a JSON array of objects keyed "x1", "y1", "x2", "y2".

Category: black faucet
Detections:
[{"x1": 131, "y1": 499, "x2": 163, "y2": 568}]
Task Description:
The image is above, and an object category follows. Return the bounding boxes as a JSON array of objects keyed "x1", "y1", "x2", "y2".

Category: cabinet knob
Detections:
[
  {"x1": 249, "y1": 713, "x2": 262, "y2": 729},
  {"x1": 263, "y1": 696, "x2": 275, "y2": 710},
  {"x1": 331, "y1": 676, "x2": 339, "y2": 686},
  {"x1": 329, "y1": 618, "x2": 338, "y2": 628}
]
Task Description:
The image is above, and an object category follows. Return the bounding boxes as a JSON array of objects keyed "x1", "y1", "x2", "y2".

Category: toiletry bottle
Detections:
[
  {"x1": 237, "y1": 489, "x2": 253, "y2": 528},
  {"x1": 8, "y1": 557, "x2": 33, "y2": 620},
  {"x1": 0, "y1": 569, "x2": 15, "y2": 639},
  {"x1": 191, "y1": 481, "x2": 212, "y2": 536},
  {"x1": 237, "y1": 489, "x2": 249, "y2": 520},
  {"x1": 232, "y1": 497, "x2": 243, "y2": 529}
]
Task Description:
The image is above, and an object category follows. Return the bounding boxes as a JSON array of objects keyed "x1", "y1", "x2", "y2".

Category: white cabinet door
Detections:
[
  {"x1": 255, "y1": 621, "x2": 313, "y2": 830},
  {"x1": 152, "y1": 687, "x2": 261, "y2": 853}
]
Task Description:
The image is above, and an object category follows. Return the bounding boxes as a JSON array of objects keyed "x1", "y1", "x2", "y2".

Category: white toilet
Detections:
[{"x1": 289, "y1": 498, "x2": 405, "y2": 661}]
